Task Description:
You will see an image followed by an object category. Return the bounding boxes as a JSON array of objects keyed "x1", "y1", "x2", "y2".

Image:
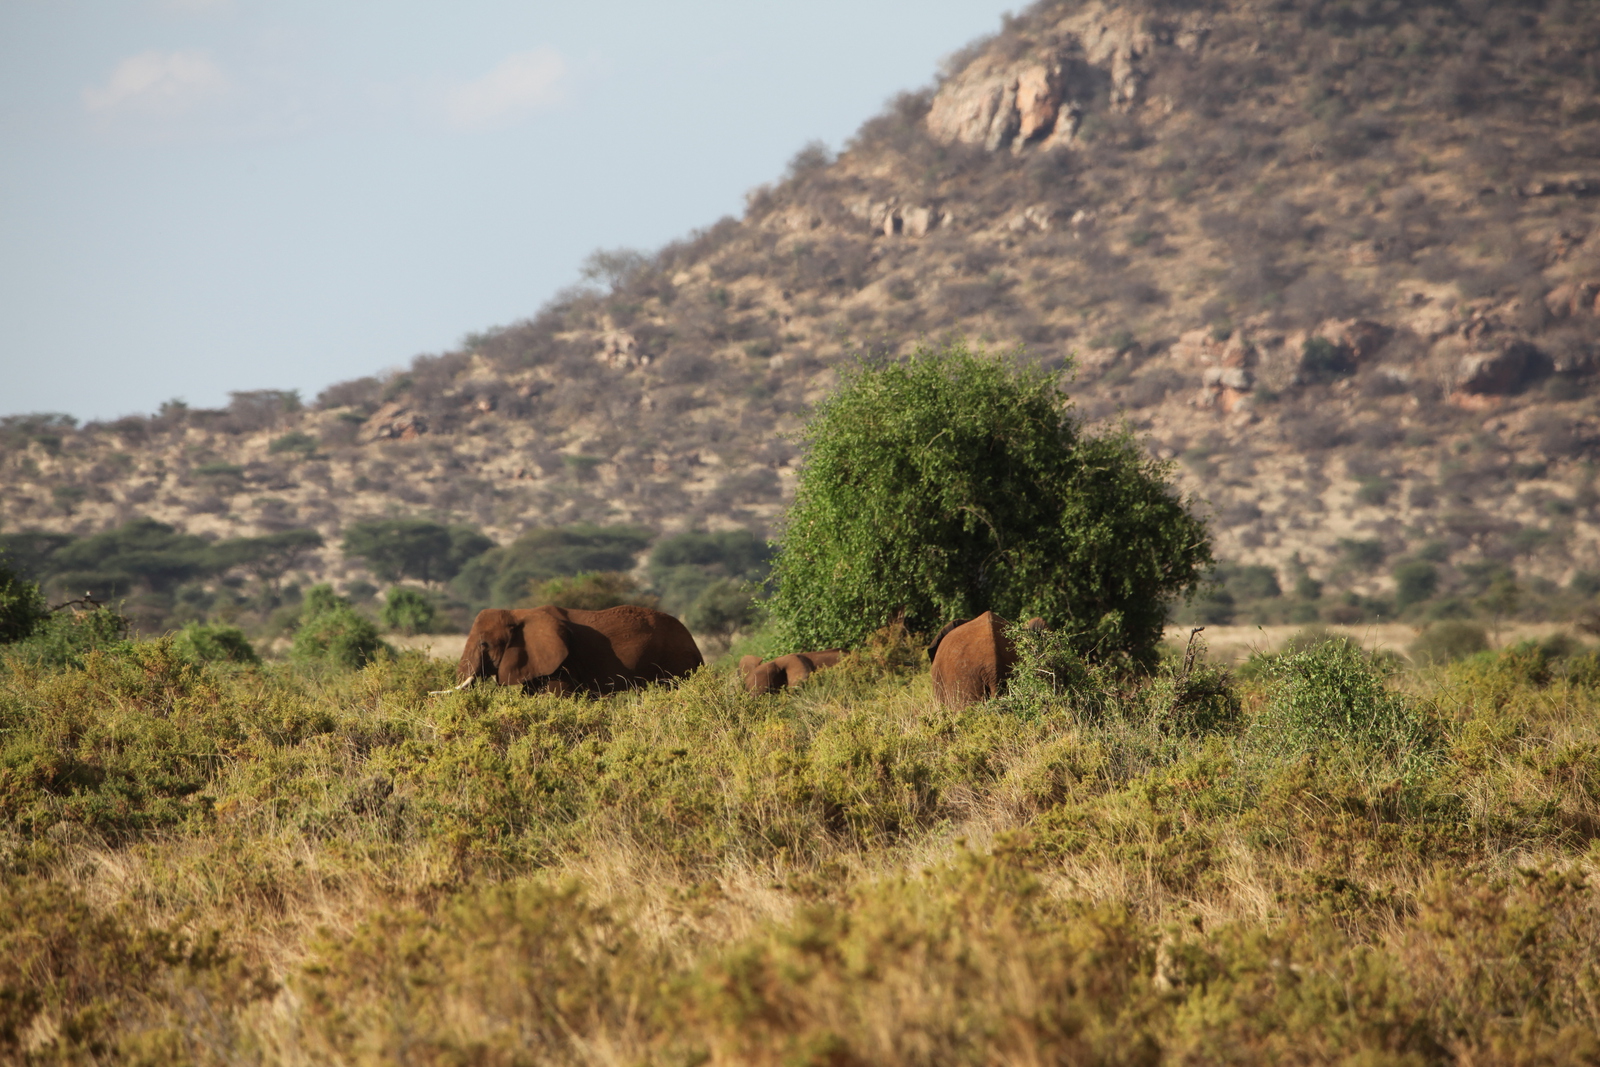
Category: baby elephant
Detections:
[{"x1": 739, "y1": 648, "x2": 845, "y2": 694}]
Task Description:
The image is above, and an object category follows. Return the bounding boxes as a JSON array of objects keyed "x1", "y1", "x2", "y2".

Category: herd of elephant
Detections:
[{"x1": 450, "y1": 604, "x2": 1046, "y2": 709}]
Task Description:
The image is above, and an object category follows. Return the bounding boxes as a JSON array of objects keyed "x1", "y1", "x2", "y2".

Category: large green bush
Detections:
[
  {"x1": 1409, "y1": 620, "x2": 1489, "y2": 665},
  {"x1": 526, "y1": 571, "x2": 651, "y2": 611},
  {"x1": 647, "y1": 528, "x2": 770, "y2": 614},
  {"x1": 766, "y1": 341, "x2": 1211, "y2": 664}
]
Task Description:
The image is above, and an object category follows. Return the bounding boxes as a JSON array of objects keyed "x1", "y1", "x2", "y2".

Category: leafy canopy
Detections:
[
  {"x1": 647, "y1": 528, "x2": 770, "y2": 615},
  {"x1": 342, "y1": 520, "x2": 491, "y2": 586},
  {"x1": 0, "y1": 557, "x2": 49, "y2": 644},
  {"x1": 766, "y1": 341, "x2": 1211, "y2": 665},
  {"x1": 0, "y1": 522, "x2": 324, "y2": 599},
  {"x1": 381, "y1": 587, "x2": 438, "y2": 635},
  {"x1": 291, "y1": 584, "x2": 387, "y2": 669},
  {"x1": 452, "y1": 524, "x2": 653, "y2": 609}
]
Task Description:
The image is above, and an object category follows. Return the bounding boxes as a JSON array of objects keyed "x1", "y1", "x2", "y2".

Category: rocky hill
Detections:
[{"x1": 6, "y1": 0, "x2": 1600, "y2": 633}]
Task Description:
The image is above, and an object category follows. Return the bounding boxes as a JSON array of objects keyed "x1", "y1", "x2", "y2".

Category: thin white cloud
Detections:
[
  {"x1": 83, "y1": 50, "x2": 229, "y2": 116},
  {"x1": 440, "y1": 48, "x2": 567, "y2": 130}
]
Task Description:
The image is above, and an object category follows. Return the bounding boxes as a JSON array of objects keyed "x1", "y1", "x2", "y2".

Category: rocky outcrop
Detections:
[
  {"x1": 1455, "y1": 341, "x2": 1552, "y2": 397},
  {"x1": 1547, "y1": 280, "x2": 1600, "y2": 318},
  {"x1": 1004, "y1": 205, "x2": 1058, "y2": 233},
  {"x1": 926, "y1": 58, "x2": 1050, "y2": 152},
  {"x1": 1175, "y1": 328, "x2": 1256, "y2": 413},
  {"x1": 1313, "y1": 319, "x2": 1392, "y2": 363},
  {"x1": 926, "y1": 5, "x2": 1208, "y2": 153},
  {"x1": 847, "y1": 199, "x2": 945, "y2": 237},
  {"x1": 597, "y1": 329, "x2": 646, "y2": 369},
  {"x1": 362, "y1": 403, "x2": 427, "y2": 442},
  {"x1": 1517, "y1": 178, "x2": 1600, "y2": 198}
]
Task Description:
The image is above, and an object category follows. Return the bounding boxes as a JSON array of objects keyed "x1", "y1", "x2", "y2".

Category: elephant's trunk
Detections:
[{"x1": 430, "y1": 641, "x2": 493, "y2": 695}]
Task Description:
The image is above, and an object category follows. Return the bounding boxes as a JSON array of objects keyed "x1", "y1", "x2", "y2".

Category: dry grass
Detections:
[{"x1": 6, "y1": 635, "x2": 1600, "y2": 1063}]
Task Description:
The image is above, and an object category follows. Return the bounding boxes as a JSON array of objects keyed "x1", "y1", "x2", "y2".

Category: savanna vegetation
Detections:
[
  {"x1": 0, "y1": 515, "x2": 772, "y2": 656},
  {"x1": 6, "y1": 618, "x2": 1600, "y2": 1064}
]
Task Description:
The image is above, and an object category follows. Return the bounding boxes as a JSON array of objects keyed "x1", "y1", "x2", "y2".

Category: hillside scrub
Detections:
[
  {"x1": 5, "y1": 0, "x2": 1600, "y2": 645},
  {"x1": 5, "y1": 633, "x2": 1600, "y2": 1061}
]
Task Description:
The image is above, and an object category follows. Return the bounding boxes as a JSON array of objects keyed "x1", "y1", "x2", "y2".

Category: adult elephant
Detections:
[
  {"x1": 739, "y1": 648, "x2": 845, "y2": 694},
  {"x1": 454, "y1": 604, "x2": 702, "y2": 695},
  {"x1": 927, "y1": 612, "x2": 1045, "y2": 709}
]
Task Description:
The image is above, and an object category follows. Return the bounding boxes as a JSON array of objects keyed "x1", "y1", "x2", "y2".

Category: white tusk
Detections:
[{"x1": 427, "y1": 676, "x2": 479, "y2": 696}]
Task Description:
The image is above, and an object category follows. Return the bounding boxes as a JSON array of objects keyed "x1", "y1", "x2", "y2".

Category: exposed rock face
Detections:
[
  {"x1": 849, "y1": 199, "x2": 944, "y2": 238},
  {"x1": 1547, "y1": 280, "x2": 1600, "y2": 318},
  {"x1": 1014, "y1": 65, "x2": 1063, "y2": 143},
  {"x1": 362, "y1": 403, "x2": 426, "y2": 442},
  {"x1": 926, "y1": 58, "x2": 1043, "y2": 152},
  {"x1": 1314, "y1": 319, "x2": 1392, "y2": 363},
  {"x1": 925, "y1": 4, "x2": 1207, "y2": 152},
  {"x1": 1173, "y1": 328, "x2": 1256, "y2": 370},
  {"x1": 597, "y1": 329, "x2": 645, "y2": 369}
]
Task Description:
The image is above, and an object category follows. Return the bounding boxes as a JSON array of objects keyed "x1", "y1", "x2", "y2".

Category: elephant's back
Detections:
[
  {"x1": 931, "y1": 611, "x2": 1013, "y2": 708},
  {"x1": 566, "y1": 605, "x2": 703, "y2": 680}
]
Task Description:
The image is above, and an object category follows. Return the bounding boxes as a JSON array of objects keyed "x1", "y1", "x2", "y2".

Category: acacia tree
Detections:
[
  {"x1": 342, "y1": 521, "x2": 491, "y2": 586},
  {"x1": 766, "y1": 341, "x2": 1212, "y2": 666}
]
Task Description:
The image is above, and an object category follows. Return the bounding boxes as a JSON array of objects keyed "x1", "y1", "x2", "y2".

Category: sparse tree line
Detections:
[
  {"x1": 1, "y1": 343, "x2": 1215, "y2": 691},
  {"x1": 0, "y1": 515, "x2": 774, "y2": 667}
]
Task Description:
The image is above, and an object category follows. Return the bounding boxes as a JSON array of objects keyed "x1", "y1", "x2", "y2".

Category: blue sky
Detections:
[{"x1": 0, "y1": 1, "x2": 1015, "y2": 423}]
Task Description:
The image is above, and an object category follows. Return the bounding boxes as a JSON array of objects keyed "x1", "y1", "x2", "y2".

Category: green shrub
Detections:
[
  {"x1": 767, "y1": 340, "x2": 1211, "y2": 664},
  {"x1": 1300, "y1": 335, "x2": 1354, "y2": 382},
  {"x1": 172, "y1": 622, "x2": 259, "y2": 664},
  {"x1": 381, "y1": 586, "x2": 438, "y2": 634},
  {"x1": 1409, "y1": 620, "x2": 1489, "y2": 665},
  {"x1": 1393, "y1": 560, "x2": 1440, "y2": 611},
  {"x1": 526, "y1": 571, "x2": 652, "y2": 611},
  {"x1": 1002, "y1": 620, "x2": 1096, "y2": 719},
  {"x1": 0, "y1": 558, "x2": 48, "y2": 644},
  {"x1": 268, "y1": 431, "x2": 318, "y2": 455},
  {"x1": 1258, "y1": 637, "x2": 1434, "y2": 762},
  {"x1": 291, "y1": 584, "x2": 387, "y2": 669},
  {"x1": 647, "y1": 528, "x2": 770, "y2": 614},
  {"x1": 685, "y1": 578, "x2": 758, "y2": 644},
  {"x1": 5, "y1": 607, "x2": 131, "y2": 668}
]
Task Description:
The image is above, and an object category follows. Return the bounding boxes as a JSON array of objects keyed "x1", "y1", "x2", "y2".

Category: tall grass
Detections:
[{"x1": 4, "y1": 635, "x2": 1600, "y2": 1063}]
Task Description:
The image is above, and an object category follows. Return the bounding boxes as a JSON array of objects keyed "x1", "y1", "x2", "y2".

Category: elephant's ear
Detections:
[
  {"x1": 517, "y1": 607, "x2": 571, "y2": 678},
  {"x1": 927, "y1": 619, "x2": 969, "y2": 661}
]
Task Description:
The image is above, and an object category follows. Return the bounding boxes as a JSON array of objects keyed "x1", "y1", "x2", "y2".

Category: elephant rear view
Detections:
[
  {"x1": 457, "y1": 604, "x2": 703, "y2": 695},
  {"x1": 927, "y1": 612, "x2": 1045, "y2": 709}
]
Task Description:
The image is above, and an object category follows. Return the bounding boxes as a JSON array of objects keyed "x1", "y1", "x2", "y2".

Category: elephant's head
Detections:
[
  {"x1": 739, "y1": 654, "x2": 781, "y2": 694},
  {"x1": 458, "y1": 607, "x2": 570, "y2": 685}
]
